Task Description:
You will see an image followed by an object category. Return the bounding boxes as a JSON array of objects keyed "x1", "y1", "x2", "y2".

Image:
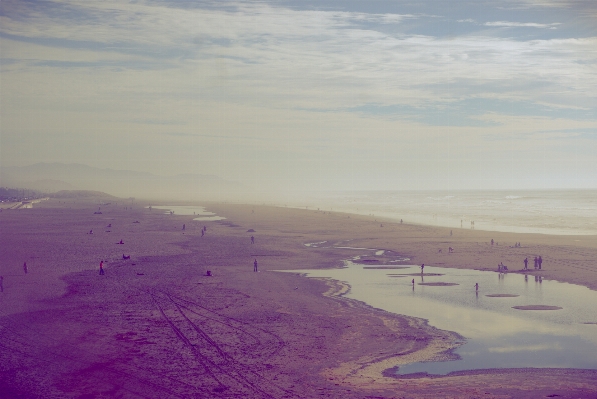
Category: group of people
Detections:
[
  {"x1": 498, "y1": 262, "x2": 508, "y2": 272},
  {"x1": 523, "y1": 256, "x2": 543, "y2": 270}
]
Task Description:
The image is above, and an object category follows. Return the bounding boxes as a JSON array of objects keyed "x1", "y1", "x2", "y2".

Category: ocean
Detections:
[{"x1": 290, "y1": 190, "x2": 597, "y2": 236}]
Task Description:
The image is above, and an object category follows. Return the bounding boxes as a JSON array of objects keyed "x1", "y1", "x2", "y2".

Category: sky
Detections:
[{"x1": 1, "y1": 0, "x2": 596, "y2": 194}]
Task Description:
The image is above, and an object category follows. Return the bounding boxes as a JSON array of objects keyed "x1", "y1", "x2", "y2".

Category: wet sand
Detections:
[{"x1": 1, "y1": 197, "x2": 596, "y2": 398}]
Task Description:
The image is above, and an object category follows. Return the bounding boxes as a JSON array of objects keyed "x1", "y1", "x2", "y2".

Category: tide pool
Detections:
[
  {"x1": 147, "y1": 205, "x2": 226, "y2": 221},
  {"x1": 282, "y1": 254, "x2": 597, "y2": 376}
]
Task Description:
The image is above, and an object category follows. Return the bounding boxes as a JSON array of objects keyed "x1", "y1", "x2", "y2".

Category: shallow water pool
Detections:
[
  {"x1": 283, "y1": 261, "x2": 597, "y2": 375},
  {"x1": 147, "y1": 205, "x2": 226, "y2": 221}
]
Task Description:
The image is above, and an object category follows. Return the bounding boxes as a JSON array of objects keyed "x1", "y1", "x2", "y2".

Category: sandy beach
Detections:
[{"x1": 1, "y1": 196, "x2": 596, "y2": 398}]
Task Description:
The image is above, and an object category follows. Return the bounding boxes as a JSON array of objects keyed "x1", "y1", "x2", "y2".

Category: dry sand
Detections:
[{"x1": 0, "y1": 197, "x2": 596, "y2": 398}]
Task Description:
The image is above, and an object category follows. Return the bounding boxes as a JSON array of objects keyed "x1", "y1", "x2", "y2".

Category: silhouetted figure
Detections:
[
  {"x1": 523, "y1": 258, "x2": 528, "y2": 270},
  {"x1": 251, "y1": 236, "x2": 254, "y2": 244},
  {"x1": 538, "y1": 256, "x2": 543, "y2": 270},
  {"x1": 99, "y1": 261, "x2": 105, "y2": 275},
  {"x1": 253, "y1": 259, "x2": 258, "y2": 272},
  {"x1": 23, "y1": 262, "x2": 28, "y2": 274},
  {"x1": 534, "y1": 257, "x2": 538, "y2": 269},
  {"x1": 182, "y1": 224, "x2": 185, "y2": 231},
  {"x1": 420, "y1": 264, "x2": 425, "y2": 274},
  {"x1": 412, "y1": 278, "x2": 415, "y2": 288},
  {"x1": 475, "y1": 283, "x2": 479, "y2": 292},
  {"x1": 491, "y1": 239, "x2": 494, "y2": 245}
]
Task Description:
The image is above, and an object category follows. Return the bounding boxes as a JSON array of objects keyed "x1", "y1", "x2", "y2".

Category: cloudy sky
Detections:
[{"x1": 1, "y1": 0, "x2": 596, "y2": 193}]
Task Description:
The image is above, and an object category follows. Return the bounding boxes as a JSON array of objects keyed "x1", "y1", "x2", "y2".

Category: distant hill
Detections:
[
  {"x1": 1, "y1": 163, "x2": 244, "y2": 200},
  {"x1": 51, "y1": 190, "x2": 119, "y2": 199}
]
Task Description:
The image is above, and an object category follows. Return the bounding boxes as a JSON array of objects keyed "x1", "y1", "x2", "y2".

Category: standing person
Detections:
[
  {"x1": 23, "y1": 262, "x2": 28, "y2": 274},
  {"x1": 534, "y1": 257, "x2": 538, "y2": 270},
  {"x1": 412, "y1": 278, "x2": 415, "y2": 288},
  {"x1": 524, "y1": 258, "x2": 528, "y2": 270},
  {"x1": 538, "y1": 256, "x2": 543, "y2": 270},
  {"x1": 253, "y1": 258, "x2": 258, "y2": 272},
  {"x1": 420, "y1": 264, "x2": 425, "y2": 274},
  {"x1": 475, "y1": 283, "x2": 479, "y2": 292},
  {"x1": 99, "y1": 261, "x2": 105, "y2": 275},
  {"x1": 251, "y1": 236, "x2": 254, "y2": 244}
]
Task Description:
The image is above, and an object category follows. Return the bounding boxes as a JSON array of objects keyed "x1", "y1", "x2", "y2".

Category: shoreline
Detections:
[
  {"x1": 1, "y1": 197, "x2": 596, "y2": 397},
  {"x1": 282, "y1": 204, "x2": 597, "y2": 237}
]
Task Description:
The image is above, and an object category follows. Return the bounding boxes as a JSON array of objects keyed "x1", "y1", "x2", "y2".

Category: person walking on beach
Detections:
[
  {"x1": 251, "y1": 236, "x2": 254, "y2": 244},
  {"x1": 253, "y1": 258, "x2": 258, "y2": 272},
  {"x1": 420, "y1": 264, "x2": 425, "y2": 274},
  {"x1": 23, "y1": 262, "x2": 28, "y2": 274},
  {"x1": 99, "y1": 261, "x2": 105, "y2": 275},
  {"x1": 475, "y1": 283, "x2": 479, "y2": 292},
  {"x1": 538, "y1": 256, "x2": 543, "y2": 270},
  {"x1": 534, "y1": 257, "x2": 538, "y2": 270},
  {"x1": 524, "y1": 258, "x2": 528, "y2": 270},
  {"x1": 412, "y1": 278, "x2": 415, "y2": 288}
]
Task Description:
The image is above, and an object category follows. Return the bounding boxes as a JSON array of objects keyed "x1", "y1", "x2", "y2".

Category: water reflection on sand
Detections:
[
  {"x1": 147, "y1": 205, "x2": 226, "y2": 221},
  {"x1": 285, "y1": 259, "x2": 597, "y2": 375}
]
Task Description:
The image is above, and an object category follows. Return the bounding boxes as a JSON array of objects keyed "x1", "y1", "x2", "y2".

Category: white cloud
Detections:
[{"x1": 485, "y1": 21, "x2": 561, "y2": 28}]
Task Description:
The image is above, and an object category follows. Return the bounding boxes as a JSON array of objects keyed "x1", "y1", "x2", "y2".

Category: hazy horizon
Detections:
[{"x1": 2, "y1": 0, "x2": 596, "y2": 194}]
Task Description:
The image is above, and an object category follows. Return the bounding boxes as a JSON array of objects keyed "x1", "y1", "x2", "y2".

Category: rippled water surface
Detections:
[{"x1": 290, "y1": 189, "x2": 597, "y2": 235}]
